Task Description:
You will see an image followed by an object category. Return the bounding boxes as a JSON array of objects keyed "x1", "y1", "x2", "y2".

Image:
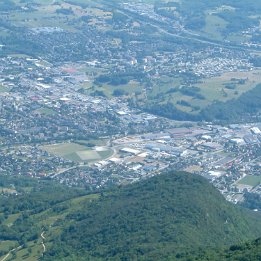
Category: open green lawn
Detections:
[{"x1": 238, "y1": 175, "x2": 261, "y2": 187}]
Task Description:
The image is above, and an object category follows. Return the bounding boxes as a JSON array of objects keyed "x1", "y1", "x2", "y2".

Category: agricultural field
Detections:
[{"x1": 40, "y1": 142, "x2": 113, "y2": 163}]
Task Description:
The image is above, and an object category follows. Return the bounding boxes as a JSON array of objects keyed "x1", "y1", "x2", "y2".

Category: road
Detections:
[
  {"x1": 51, "y1": 166, "x2": 79, "y2": 178},
  {"x1": 41, "y1": 231, "x2": 46, "y2": 254}
]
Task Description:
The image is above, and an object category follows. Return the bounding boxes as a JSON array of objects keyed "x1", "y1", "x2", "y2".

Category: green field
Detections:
[
  {"x1": 0, "y1": 240, "x2": 18, "y2": 253},
  {"x1": 41, "y1": 142, "x2": 113, "y2": 163},
  {"x1": 0, "y1": 84, "x2": 10, "y2": 93},
  {"x1": 238, "y1": 175, "x2": 261, "y2": 187},
  {"x1": 2, "y1": 213, "x2": 20, "y2": 227},
  {"x1": 34, "y1": 107, "x2": 56, "y2": 116}
]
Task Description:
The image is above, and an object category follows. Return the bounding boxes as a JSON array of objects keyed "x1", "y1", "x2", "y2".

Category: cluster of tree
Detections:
[
  {"x1": 90, "y1": 90, "x2": 106, "y2": 97},
  {"x1": 241, "y1": 192, "x2": 261, "y2": 210},
  {"x1": 186, "y1": 238, "x2": 261, "y2": 261},
  {"x1": 95, "y1": 74, "x2": 129, "y2": 86},
  {"x1": 112, "y1": 89, "x2": 128, "y2": 97},
  {"x1": 224, "y1": 83, "x2": 237, "y2": 90},
  {"x1": 56, "y1": 8, "x2": 74, "y2": 16},
  {"x1": 95, "y1": 71, "x2": 144, "y2": 86},
  {"x1": 0, "y1": 172, "x2": 260, "y2": 260},
  {"x1": 250, "y1": 57, "x2": 261, "y2": 67},
  {"x1": 1, "y1": 32, "x2": 43, "y2": 58},
  {"x1": 154, "y1": 2, "x2": 179, "y2": 20},
  {"x1": 179, "y1": 86, "x2": 205, "y2": 100},
  {"x1": 144, "y1": 102, "x2": 197, "y2": 121}
]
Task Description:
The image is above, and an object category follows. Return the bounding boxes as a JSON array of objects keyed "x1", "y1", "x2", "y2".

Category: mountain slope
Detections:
[{"x1": 43, "y1": 171, "x2": 261, "y2": 261}]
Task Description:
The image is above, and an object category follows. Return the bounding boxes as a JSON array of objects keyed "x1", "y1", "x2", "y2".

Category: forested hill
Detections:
[{"x1": 42, "y1": 171, "x2": 261, "y2": 261}]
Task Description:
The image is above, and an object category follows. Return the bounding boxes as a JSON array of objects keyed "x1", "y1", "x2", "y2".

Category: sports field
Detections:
[
  {"x1": 41, "y1": 142, "x2": 113, "y2": 163},
  {"x1": 238, "y1": 175, "x2": 261, "y2": 187}
]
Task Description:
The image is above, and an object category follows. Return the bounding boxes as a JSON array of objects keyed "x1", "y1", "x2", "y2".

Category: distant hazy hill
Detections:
[{"x1": 42, "y1": 171, "x2": 261, "y2": 260}]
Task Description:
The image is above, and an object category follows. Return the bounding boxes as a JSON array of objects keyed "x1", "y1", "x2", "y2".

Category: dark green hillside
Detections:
[
  {"x1": 43, "y1": 172, "x2": 261, "y2": 261},
  {"x1": 188, "y1": 238, "x2": 261, "y2": 261}
]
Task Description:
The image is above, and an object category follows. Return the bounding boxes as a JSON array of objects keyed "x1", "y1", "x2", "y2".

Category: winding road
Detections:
[{"x1": 41, "y1": 231, "x2": 46, "y2": 254}]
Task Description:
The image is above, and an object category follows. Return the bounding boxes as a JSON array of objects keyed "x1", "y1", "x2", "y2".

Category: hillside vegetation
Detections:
[
  {"x1": 42, "y1": 172, "x2": 261, "y2": 261},
  {"x1": 0, "y1": 172, "x2": 260, "y2": 260}
]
